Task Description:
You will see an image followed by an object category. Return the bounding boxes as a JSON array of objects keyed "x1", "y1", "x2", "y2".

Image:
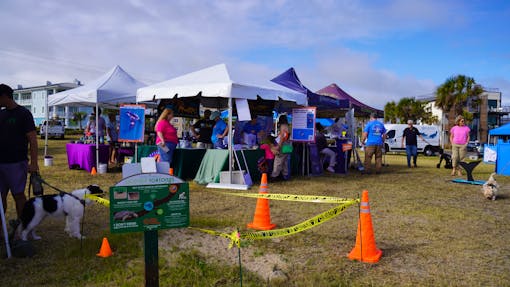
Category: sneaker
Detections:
[{"x1": 327, "y1": 166, "x2": 335, "y2": 173}]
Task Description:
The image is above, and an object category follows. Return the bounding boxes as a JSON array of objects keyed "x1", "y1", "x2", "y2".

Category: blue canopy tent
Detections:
[{"x1": 488, "y1": 122, "x2": 510, "y2": 143}]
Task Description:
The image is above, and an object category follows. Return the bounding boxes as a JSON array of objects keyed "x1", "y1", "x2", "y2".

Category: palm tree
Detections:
[
  {"x1": 434, "y1": 75, "x2": 483, "y2": 131},
  {"x1": 384, "y1": 101, "x2": 398, "y2": 123},
  {"x1": 71, "y1": 111, "x2": 87, "y2": 130}
]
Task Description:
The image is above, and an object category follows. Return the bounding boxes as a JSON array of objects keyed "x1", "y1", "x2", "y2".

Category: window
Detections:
[{"x1": 386, "y1": 130, "x2": 395, "y2": 139}]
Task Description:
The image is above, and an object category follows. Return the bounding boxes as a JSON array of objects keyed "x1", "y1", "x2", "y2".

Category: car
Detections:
[
  {"x1": 40, "y1": 119, "x2": 65, "y2": 139},
  {"x1": 467, "y1": 141, "x2": 483, "y2": 155}
]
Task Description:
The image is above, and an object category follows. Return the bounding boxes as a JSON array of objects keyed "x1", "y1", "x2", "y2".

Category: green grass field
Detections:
[{"x1": 1, "y1": 138, "x2": 510, "y2": 286}]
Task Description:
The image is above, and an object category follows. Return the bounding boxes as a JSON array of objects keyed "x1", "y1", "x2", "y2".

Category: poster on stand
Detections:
[
  {"x1": 119, "y1": 104, "x2": 146, "y2": 142},
  {"x1": 291, "y1": 107, "x2": 316, "y2": 142}
]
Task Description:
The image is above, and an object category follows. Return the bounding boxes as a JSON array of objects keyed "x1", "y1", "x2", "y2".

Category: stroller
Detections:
[{"x1": 436, "y1": 150, "x2": 452, "y2": 169}]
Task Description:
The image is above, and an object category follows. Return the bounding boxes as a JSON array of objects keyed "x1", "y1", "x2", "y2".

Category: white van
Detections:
[{"x1": 384, "y1": 124, "x2": 441, "y2": 156}]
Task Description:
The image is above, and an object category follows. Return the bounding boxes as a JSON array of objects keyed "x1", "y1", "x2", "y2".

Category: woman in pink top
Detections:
[
  {"x1": 155, "y1": 108, "x2": 178, "y2": 165},
  {"x1": 449, "y1": 115, "x2": 470, "y2": 176},
  {"x1": 259, "y1": 135, "x2": 278, "y2": 176}
]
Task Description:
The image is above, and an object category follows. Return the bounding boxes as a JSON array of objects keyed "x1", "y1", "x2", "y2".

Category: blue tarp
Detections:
[{"x1": 489, "y1": 122, "x2": 510, "y2": 136}]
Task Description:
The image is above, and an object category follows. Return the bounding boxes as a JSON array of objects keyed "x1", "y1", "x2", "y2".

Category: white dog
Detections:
[
  {"x1": 16, "y1": 185, "x2": 104, "y2": 241},
  {"x1": 482, "y1": 173, "x2": 499, "y2": 201}
]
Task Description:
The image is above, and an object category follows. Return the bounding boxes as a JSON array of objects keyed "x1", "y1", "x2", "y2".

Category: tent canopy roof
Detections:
[
  {"x1": 136, "y1": 64, "x2": 307, "y2": 108},
  {"x1": 270, "y1": 67, "x2": 349, "y2": 118},
  {"x1": 489, "y1": 122, "x2": 510, "y2": 136},
  {"x1": 316, "y1": 83, "x2": 383, "y2": 118},
  {"x1": 48, "y1": 65, "x2": 145, "y2": 107}
]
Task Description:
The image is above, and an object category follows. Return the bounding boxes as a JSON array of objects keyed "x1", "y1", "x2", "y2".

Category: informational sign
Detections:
[
  {"x1": 119, "y1": 104, "x2": 146, "y2": 142},
  {"x1": 110, "y1": 182, "x2": 189, "y2": 233},
  {"x1": 291, "y1": 107, "x2": 316, "y2": 142}
]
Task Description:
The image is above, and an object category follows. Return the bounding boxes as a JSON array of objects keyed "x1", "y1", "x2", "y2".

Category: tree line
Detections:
[{"x1": 384, "y1": 74, "x2": 483, "y2": 129}]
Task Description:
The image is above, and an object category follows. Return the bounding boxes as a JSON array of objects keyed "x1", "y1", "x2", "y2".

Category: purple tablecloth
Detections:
[{"x1": 66, "y1": 143, "x2": 109, "y2": 172}]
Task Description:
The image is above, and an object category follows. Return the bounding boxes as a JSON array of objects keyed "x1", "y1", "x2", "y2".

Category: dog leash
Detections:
[{"x1": 36, "y1": 176, "x2": 86, "y2": 206}]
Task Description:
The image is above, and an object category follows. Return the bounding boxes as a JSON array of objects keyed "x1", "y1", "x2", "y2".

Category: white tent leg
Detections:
[
  {"x1": 0, "y1": 196, "x2": 12, "y2": 258},
  {"x1": 96, "y1": 103, "x2": 100, "y2": 171}
]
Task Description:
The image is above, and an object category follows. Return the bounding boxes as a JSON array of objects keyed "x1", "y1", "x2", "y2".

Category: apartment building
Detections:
[{"x1": 12, "y1": 81, "x2": 92, "y2": 128}]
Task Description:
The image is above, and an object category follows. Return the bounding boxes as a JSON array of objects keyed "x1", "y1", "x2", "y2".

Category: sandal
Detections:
[{"x1": 451, "y1": 169, "x2": 456, "y2": 176}]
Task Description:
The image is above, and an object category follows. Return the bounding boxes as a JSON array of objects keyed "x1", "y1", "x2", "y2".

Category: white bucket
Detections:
[
  {"x1": 98, "y1": 163, "x2": 108, "y2": 174},
  {"x1": 44, "y1": 156, "x2": 53, "y2": 167}
]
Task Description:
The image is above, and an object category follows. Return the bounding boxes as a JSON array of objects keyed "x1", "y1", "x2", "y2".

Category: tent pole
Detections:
[
  {"x1": 228, "y1": 97, "x2": 233, "y2": 183},
  {"x1": 44, "y1": 93, "x2": 49, "y2": 157},
  {"x1": 96, "y1": 103, "x2": 100, "y2": 171}
]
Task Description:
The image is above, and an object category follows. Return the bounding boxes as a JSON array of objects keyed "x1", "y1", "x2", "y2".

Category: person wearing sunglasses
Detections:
[{"x1": 449, "y1": 115, "x2": 470, "y2": 176}]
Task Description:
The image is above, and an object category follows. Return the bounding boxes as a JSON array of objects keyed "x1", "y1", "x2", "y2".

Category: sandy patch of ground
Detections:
[{"x1": 159, "y1": 228, "x2": 289, "y2": 281}]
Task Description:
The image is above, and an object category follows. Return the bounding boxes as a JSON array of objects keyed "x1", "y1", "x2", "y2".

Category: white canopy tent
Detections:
[
  {"x1": 47, "y1": 65, "x2": 145, "y2": 169},
  {"x1": 136, "y1": 63, "x2": 307, "y2": 189}
]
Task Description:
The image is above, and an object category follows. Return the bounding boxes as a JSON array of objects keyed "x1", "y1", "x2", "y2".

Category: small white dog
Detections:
[
  {"x1": 482, "y1": 173, "x2": 499, "y2": 201},
  {"x1": 16, "y1": 185, "x2": 104, "y2": 241}
]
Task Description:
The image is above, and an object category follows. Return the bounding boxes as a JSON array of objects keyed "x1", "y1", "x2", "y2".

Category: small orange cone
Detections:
[
  {"x1": 91, "y1": 167, "x2": 97, "y2": 175},
  {"x1": 348, "y1": 190, "x2": 382, "y2": 263},
  {"x1": 96, "y1": 237, "x2": 113, "y2": 258},
  {"x1": 247, "y1": 173, "x2": 276, "y2": 230},
  {"x1": 169, "y1": 168, "x2": 174, "y2": 175}
]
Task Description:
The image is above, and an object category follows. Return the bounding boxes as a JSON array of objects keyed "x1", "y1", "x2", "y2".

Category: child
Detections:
[{"x1": 259, "y1": 135, "x2": 278, "y2": 176}]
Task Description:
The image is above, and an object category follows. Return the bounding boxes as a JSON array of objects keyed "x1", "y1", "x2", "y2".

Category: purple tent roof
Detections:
[
  {"x1": 271, "y1": 68, "x2": 349, "y2": 117},
  {"x1": 316, "y1": 84, "x2": 383, "y2": 117}
]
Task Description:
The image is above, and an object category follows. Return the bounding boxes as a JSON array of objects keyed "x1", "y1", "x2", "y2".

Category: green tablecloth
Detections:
[
  {"x1": 193, "y1": 149, "x2": 265, "y2": 185},
  {"x1": 136, "y1": 145, "x2": 206, "y2": 179}
]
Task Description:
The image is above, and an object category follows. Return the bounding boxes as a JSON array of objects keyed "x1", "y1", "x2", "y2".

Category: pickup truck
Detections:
[{"x1": 40, "y1": 120, "x2": 65, "y2": 139}]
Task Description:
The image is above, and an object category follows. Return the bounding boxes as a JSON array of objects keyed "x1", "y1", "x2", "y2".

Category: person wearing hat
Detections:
[
  {"x1": 401, "y1": 119, "x2": 427, "y2": 168},
  {"x1": 210, "y1": 111, "x2": 228, "y2": 149}
]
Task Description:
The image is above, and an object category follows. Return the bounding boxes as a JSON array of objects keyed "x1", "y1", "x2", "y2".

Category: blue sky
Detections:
[{"x1": 1, "y1": 0, "x2": 509, "y2": 109}]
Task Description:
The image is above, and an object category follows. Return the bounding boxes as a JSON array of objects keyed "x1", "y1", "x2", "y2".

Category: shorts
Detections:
[{"x1": 0, "y1": 161, "x2": 28, "y2": 196}]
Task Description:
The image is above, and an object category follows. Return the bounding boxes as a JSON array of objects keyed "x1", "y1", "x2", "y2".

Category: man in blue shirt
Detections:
[
  {"x1": 210, "y1": 111, "x2": 228, "y2": 149},
  {"x1": 361, "y1": 113, "x2": 386, "y2": 174}
]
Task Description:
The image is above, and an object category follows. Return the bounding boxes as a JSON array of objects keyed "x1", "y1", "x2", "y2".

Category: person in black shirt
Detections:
[
  {"x1": 316, "y1": 123, "x2": 337, "y2": 172},
  {"x1": 0, "y1": 84, "x2": 39, "y2": 219},
  {"x1": 401, "y1": 120, "x2": 427, "y2": 168},
  {"x1": 192, "y1": 109, "x2": 215, "y2": 149}
]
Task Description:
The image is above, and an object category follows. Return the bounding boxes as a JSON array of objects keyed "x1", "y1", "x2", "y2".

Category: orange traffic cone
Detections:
[
  {"x1": 247, "y1": 173, "x2": 276, "y2": 230},
  {"x1": 348, "y1": 190, "x2": 382, "y2": 263},
  {"x1": 96, "y1": 237, "x2": 113, "y2": 258},
  {"x1": 91, "y1": 167, "x2": 97, "y2": 175},
  {"x1": 169, "y1": 168, "x2": 174, "y2": 176}
]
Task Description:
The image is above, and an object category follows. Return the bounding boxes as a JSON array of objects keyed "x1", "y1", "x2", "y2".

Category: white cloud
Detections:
[{"x1": 0, "y1": 0, "x2": 506, "y2": 111}]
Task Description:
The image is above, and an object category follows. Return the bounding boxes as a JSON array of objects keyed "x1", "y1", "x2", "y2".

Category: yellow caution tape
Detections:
[
  {"x1": 189, "y1": 200, "x2": 357, "y2": 248},
  {"x1": 221, "y1": 191, "x2": 358, "y2": 204},
  {"x1": 84, "y1": 194, "x2": 110, "y2": 207},
  {"x1": 189, "y1": 227, "x2": 241, "y2": 248},
  {"x1": 241, "y1": 201, "x2": 356, "y2": 240}
]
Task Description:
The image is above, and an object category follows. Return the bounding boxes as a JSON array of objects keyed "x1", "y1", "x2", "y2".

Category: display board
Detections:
[
  {"x1": 291, "y1": 107, "x2": 316, "y2": 142},
  {"x1": 119, "y1": 104, "x2": 146, "y2": 142},
  {"x1": 110, "y1": 176, "x2": 189, "y2": 233}
]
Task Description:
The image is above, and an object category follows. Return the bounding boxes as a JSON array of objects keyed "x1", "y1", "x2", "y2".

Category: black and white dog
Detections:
[{"x1": 16, "y1": 185, "x2": 104, "y2": 241}]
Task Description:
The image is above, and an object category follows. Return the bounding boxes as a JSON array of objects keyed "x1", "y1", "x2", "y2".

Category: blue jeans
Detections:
[
  {"x1": 405, "y1": 145, "x2": 418, "y2": 167},
  {"x1": 158, "y1": 142, "x2": 177, "y2": 166}
]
